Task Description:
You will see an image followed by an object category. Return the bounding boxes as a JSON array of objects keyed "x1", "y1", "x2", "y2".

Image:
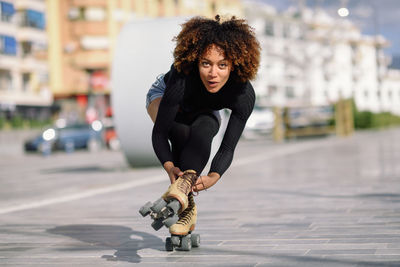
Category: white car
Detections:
[{"x1": 243, "y1": 107, "x2": 275, "y2": 139}]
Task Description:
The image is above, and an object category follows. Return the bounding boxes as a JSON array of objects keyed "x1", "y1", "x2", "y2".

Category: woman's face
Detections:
[{"x1": 198, "y1": 45, "x2": 232, "y2": 93}]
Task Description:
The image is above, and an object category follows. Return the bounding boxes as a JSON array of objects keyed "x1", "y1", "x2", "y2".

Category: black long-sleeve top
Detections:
[{"x1": 152, "y1": 65, "x2": 255, "y2": 177}]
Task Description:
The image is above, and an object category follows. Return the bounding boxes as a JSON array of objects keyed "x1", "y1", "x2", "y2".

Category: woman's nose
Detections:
[{"x1": 209, "y1": 66, "x2": 217, "y2": 77}]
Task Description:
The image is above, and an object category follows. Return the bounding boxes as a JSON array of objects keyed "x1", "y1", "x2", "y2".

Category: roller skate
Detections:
[
  {"x1": 165, "y1": 193, "x2": 200, "y2": 251},
  {"x1": 139, "y1": 170, "x2": 198, "y2": 231}
]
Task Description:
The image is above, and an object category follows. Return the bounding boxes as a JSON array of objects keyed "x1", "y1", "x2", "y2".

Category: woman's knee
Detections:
[
  {"x1": 191, "y1": 115, "x2": 219, "y2": 138},
  {"x1": 189, "y1": 117, "x2": 219, "y2": 148}
]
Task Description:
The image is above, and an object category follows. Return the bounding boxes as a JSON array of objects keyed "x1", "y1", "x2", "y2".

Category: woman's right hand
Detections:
[{"x1": 163, "y1": 161, "x2": 183, "y2": 184}]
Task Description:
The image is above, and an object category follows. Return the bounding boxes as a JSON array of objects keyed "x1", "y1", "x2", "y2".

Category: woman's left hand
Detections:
[{"x1": 192, "y1": 172, "x2": 221, "y2": 192}]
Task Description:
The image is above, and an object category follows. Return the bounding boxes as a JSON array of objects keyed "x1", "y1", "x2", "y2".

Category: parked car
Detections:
[
  {"x1": 242, "y1": 106, "x2": 275, "y2": 139},
  {"x1": 24, "y1": 121, "x2": 104, "y2": 154}
]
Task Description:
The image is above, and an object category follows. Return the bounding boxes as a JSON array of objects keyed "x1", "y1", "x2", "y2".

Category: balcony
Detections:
[
  {"x1": 16, "y1": 27, "x2": 47, "y2": 42},
  {"x1": 20, "y1": 57, "x2": 48, "y2": 72},
  {"x1": 14, "y1": 0, "x2": 46, "y2": 12},
  {"x1": 0, "y1": 90, "x2": 52, "y2": 106},
  {"x1": 0, "y1": 21, "x2": 17, "y2": 36},
  {"x1": 71, "y1": 50, "x2": 109, "y2": 69},
  {"x1": 71, "y1": 21, "x2": 108, "y2": 36},
  {"x1": 0, "y1": 54, "x2": 18, "y2": 69},
  {"x1": 71, "y1": 0, "x2": 107, "y2": 7}
]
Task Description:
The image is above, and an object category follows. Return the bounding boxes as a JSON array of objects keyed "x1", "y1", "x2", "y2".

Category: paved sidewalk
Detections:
[{"x1": 0, "y1": 128, "x2": 400, "y2": 266}]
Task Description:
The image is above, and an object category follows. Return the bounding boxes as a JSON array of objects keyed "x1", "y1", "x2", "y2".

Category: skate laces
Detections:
[{"x1": 177, "y1": 170, "x2": 198, "y2": 194}]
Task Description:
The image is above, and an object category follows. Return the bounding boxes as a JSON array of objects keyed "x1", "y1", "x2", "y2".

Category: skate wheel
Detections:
[
  {"x1": 171, "y1": 235, "x2": 180, "y2": 246},
  {"x1": 191, "y1": 233, "x2": 200, "y2": 247},
  {"x1": 163, "y1": 215, "x2": 179, "y2": 228},
  {"x1": 151, "y1": 198, "x2": 167, "y2": 213},
  {"x1": 179, "y1": 235, "x2": 192, "y2": 251},
  {"x1": 166, "y1": 199, "x2": 180, "y2": 214},
  {"x1": 139, "y1": 201, "x2": 152, "y2": 217},
  {"x1": 165, "y1": 237, "x2": 174, "y2": 251},
  {"x1": 151, "y1": 218, "x2": 164, "y2": 231}
]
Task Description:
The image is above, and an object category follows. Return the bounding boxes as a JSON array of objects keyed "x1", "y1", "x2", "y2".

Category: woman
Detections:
[{"x1": 145, "y1": 15, "x2": 260, "y2": 239}]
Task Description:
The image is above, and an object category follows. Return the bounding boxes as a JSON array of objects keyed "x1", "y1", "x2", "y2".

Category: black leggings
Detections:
[{"x1": 168, "y1": 114, "x2": 220, "y2": 174}]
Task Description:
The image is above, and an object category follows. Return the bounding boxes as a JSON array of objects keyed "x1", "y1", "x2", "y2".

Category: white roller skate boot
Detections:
[
  {"x1": 165, "y1": 193, "x2": 200, "y2": 251},
  {"x1": 139, "y1": 170, "x2": 198, "y2": 231}
]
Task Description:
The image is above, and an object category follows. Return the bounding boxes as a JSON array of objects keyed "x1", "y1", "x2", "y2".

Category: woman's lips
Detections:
[{"x1": 208, "y1": 81, "x2": 218, "y2": 87}]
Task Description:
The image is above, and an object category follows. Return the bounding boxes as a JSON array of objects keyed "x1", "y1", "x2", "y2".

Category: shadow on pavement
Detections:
[{"x1": 47, "y1": 224, "x2": 163, "y2": 263}]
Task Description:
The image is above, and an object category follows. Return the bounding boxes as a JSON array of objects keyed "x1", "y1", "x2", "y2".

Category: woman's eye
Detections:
[
  {"x1": 219, "y1": 63, "x2": 227, "y2": 68},
  {"x1": 201, "y1": 62, "x2": 210, "y2": 67}
]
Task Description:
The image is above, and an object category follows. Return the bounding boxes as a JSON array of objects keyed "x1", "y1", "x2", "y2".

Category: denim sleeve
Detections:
[{"x1": 145, "y1": 73, "x2": 166, "y2": 108}]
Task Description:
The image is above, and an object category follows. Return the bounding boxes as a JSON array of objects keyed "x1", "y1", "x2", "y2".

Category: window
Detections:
[
  {"x1": 85, "y1": 7, "x2": 106, "y2": 21},
  {"x1": 283, "y1": 24, "x2": 290, "y2": 38},
  {"x1": 80, "y1": 36, "x2": 109, "y2": 50},
  {"x1": 68, "y1": 7, "x2": 82, "y2": 20},
  {"x1": 21, "y1": 41, "x2": 32, "y2": 57},
  {"x1": 22, "y1": 73, "x2": 30, "y2": 92},
  {"x1": 0, "y1": 69, "x2": 12, "y2": 91},
  {"x1": 267, "y1": 85, "x2": 277, "y2": 97},
  {"x1": 68, "y1": 6, "x2": 106, "y2": 21},
  {"x1": 1, "y1": 1, "x2": 14, "y2": 22},
  {"x1": 265, "y1": 21, "x2": 274, "y2": 36},
  {"x1": 285, "y1": 86, "x2": 295, "y2": 98},
  {"x1": 21, "y1": 9, "x2": 45, "y2": 29},
  {"x1": 364, "y1": 90, "x2": 369, "y2": 99},
  {"x1": 0, "y1": 35, "x2": 17, "y2": 55}
]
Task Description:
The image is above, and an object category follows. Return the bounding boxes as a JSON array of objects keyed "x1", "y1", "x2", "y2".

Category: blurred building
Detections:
[
  {"x1": 0, "y1": 0, "x2": 51, "y2": 122},
  {"x1": 46, "y1": 0, "x2": 243, "y2": 123},
  {"x1": 245, "y1": 2, "x2": 400, "y2": 115},
  {"x1": 381, "y1": 69, "x2": 400, "y2": 115}
]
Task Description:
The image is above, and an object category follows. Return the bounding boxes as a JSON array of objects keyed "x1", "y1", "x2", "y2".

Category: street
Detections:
[{"x1": 0, "y1": 128, "x2": 400, "y2": 266}]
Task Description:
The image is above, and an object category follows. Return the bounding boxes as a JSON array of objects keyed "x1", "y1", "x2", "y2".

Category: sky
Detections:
[{"x1": 255, "y1": 0, "x2": 400, "y2": 56}]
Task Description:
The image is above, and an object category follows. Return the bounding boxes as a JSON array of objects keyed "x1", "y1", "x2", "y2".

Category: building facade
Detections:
[
  {"x1": 245, "y1": 2, "x2": 400, "y2": 115},
  {"x1": 0, "y1": 0, "x2": 51, "y2": 123}
]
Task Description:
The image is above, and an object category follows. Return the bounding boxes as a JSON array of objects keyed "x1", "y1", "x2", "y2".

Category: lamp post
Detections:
[
  {"x1": 337, "y1": 7, "x2": 349, "y2": 17},
  {"x1": 338, "y1": 0, "x2": 349, "y2": 17}
]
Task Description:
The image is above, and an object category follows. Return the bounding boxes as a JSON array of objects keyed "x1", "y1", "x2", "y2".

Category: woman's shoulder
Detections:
[
  {"x1": 231, "y1": 80, "x2": 255, "y2": 98},
  {"x1": 229, "y1": 80, "x2": 255, "y2": 116}
]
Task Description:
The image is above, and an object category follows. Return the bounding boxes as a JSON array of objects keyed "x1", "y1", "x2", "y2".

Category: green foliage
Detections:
[
  {"x1": 354, "y1": 111, "x2": 373, "y2": 129},
  {"x1": 0, "y1": 115, "x2": 4, "y2": 129},
  {"x1": 351, "y1": 99, "x2": 400, "y2": 129},
  {"x1": 0, "y1": 116, "x2": 53, "y2": 130},
  {"x1": 372, "y1": 112, "x2": 400, "y2": 128},
  {"x1": 10, "y1": 115, "x2": 24, "y2": 129}
]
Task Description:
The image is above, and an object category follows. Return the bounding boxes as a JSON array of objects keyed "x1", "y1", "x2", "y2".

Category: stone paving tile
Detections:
[
  {"x1": 328, "y1": 238, "x2": 400, "y2": 244},
  {"x1": 306, "y1": 249, "x2": 377, "y2": 255},
  {"x1": 375, "y1": 249, "x2": 400, "y2": 255},
  {"x1": 326, "y1": 255, "x2": 400, "y2": 266}
]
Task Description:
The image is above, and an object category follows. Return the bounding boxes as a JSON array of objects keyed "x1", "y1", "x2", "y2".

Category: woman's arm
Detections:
[
  {"x1": 208, "y1": 82, "x2": 256, "y2": 178},
  {"x1": 151, "y1": 67, "x2": 185, "y2": 179}
]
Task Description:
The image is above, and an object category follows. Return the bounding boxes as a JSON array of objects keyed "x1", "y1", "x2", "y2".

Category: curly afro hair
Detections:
[{"x1": 173, "y1": 15, "x2": 261, "y2": 83}]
